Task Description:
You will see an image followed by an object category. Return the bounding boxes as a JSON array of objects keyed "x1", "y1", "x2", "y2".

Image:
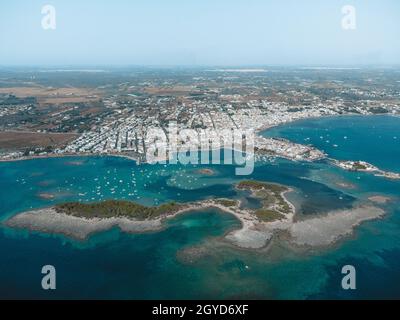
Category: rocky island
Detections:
[
  {"x1": 3, "y1": 180, "x2": 385, "y2": 250},
  {"x1": 333, "y1": 160, "x2": 400, "y2": 180}
]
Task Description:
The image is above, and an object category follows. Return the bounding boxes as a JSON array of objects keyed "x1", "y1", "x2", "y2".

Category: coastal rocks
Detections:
[
  {"x1": 3, "y1": 208, "x2": 163, "y2": 240},
  {"x1": 289, "y1": 206, "x2": 385, "y2": 247},
  {"x1": 2, "y1": 180, "x2": 295, "y2": 250},
  {"x1": 368, "y1": 195, "x2": 392, "y2": 204},
  {"x1": 2, "y1": 179, "x2": 387, "y2": 253},
  {"x1": 176, "y1": 245, "x2": 211, "y2": 264},
  {"x1": 225, "y1": 227, "x2": 272, "y2": 249},
  {"x1": 333, "y1": 160, "x2": 400, "y2": 180}
]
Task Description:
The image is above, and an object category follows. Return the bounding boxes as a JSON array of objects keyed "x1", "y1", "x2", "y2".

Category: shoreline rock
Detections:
[
  {"x1": 3, "y1": 196, "x2": 385, "y2": 251},
  {"x1": 289, "y1": 206, "x2": 384, "y2": 247},
  {"x1": 3, "y1": 208, "x2": 164, "y2": 241}
]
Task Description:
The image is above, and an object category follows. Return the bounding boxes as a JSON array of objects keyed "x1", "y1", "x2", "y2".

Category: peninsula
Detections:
[{"x1": 332, "y1": 160, "x2": 400, "y2": 180}]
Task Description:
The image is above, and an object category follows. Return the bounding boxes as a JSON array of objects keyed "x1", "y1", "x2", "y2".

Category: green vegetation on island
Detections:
[
  {"x1": 53, "y1": 180, "x2": 293, "y2": 224},
  {"x1": 353, "y1": 162, "x2": 368, "y2": 170},
  {"x1": 237, "y1": 180, "x2": 287, "y2": 193},
  {"x1": 55, "y1": 200, "x2": 185, "y2": 220},
  {"x1": 214, "y1": 199, "x2": 238, "y2": 207},
  {"x1": 254, "y1": 209, "x2": 285, "y2": 222},
  {"x1": 237, "y1": 180, "x2": 292, "y2": 219}
]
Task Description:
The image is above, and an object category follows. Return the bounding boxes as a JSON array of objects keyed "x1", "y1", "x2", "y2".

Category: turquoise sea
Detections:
[{"x1": 0, "y1": 115, "x2": 400, "y2": 299}]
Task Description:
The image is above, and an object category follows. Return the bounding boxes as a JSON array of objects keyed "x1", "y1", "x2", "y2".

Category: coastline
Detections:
[
  {"x1": 1, "y1": 113, "x2": 390, "y2": 164},
  {"x1": 2, "y1": 203, "x2": 246, "y2": 242},
  {"x1": 0, "y1": 114, "x2": 394, "y2": 251},
  {"x1": 2, "y1": 188, "x2": 385, "y2": 251},
  {"x1": 0, "y1": 152, "x2": 140, "y2": 164},
  {"x1": 288, "y1": 205, "x2": 385, "y2": 248},
  {"x1": 3, "y1": 208, "x2": 164, "y2": 240}
]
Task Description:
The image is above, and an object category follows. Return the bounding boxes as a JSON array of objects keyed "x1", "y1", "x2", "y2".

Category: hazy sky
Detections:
[{"x1": 0, "y1": 0, "x2": 399, "y2": 66}]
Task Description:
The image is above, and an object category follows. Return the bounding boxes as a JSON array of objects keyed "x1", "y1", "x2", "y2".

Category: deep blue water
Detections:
[
  {"x1": 263, "y1": 115, "x2": 400, "y2": 172},
  {"x1": 0, "y1": 115, "x2": 399, "y2": 299}
]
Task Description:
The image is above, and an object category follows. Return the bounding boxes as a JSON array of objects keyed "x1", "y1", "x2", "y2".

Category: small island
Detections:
[
  {"x1": 3, "y1": 180, "x2": 294, "y2": 246},
  {"x1": 196, "y1": 168, "x2": 215, "y2": 176},
  {"x1": 333, "y1": 160, "x2": 400, "y2": 180},
  {"x1": 55, "y1": 200, "x2": 186, "y2": 220},
  {"x1": 3, "y1": 179, "x2": 385, "y2": 250}
]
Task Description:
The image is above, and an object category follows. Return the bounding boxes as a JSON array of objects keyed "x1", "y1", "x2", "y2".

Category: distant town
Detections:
[{"x1": 1, "y1": 67, "x2": 399, "y2": 163}]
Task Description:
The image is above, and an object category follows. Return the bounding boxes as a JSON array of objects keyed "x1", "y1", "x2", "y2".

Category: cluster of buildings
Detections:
[
  {"x1": 55, "y1": 99, "x2": 399, "y2": 163},
  {"x1": 1, "y1": 68, "x2": 400, "y2": 164}
]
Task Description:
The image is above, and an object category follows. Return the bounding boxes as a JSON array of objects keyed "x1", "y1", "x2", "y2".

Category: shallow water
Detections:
[{"x1": 0, "y1": 115, "x2": 399, "y2": 299}]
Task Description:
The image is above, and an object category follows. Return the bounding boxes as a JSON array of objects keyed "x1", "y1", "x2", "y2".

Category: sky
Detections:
[{"x1": 0, "y1": 0, "x2": 399, "y2": 66}]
